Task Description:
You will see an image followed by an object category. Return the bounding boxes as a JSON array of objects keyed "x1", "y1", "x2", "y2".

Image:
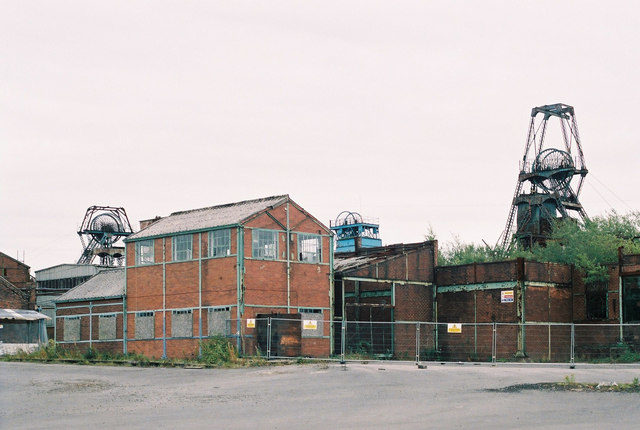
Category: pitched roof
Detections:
[
  {"x1": 54, "y1": 268, "x2": 125, "y2": 303},
  {"x1": 127, "y1": 195, "x2": 289, "y2": 240},
  {"x1": 0, "y1": 309, "x2": 50, "y2": 321},
  {"x1": 0, "y1": 251, "x2": 30, "y2": 268}
]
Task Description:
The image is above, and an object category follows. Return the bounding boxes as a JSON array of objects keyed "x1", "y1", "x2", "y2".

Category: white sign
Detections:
[
  {"x1": 501, "y1": 290, "x2": 514, "y2": 303},
  {"x1": 303, "y1": 320, "x2": 318, "y2": 330},
  {"x1": 246, "y1": 319, "x2": 255, "y2": 328},
  {"x1": 447, "y1": 323, "x2": 462, "y2": 334}
]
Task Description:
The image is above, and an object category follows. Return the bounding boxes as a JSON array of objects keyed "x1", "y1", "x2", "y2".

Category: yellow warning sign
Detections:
[
  {"x1": 303, "y1": 320, "x2": 318, "y2": 330},
  {"x1": 246, "y1": 319, "x2": 255, "y2": 328},
  {"x1": 447, "y1": 323, "x2": 462, "y2": 333}
]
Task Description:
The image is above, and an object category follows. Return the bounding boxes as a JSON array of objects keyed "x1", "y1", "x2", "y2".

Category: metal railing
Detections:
[{"x1": 225, "y1": 318, "x2": 640, "y2": 366}]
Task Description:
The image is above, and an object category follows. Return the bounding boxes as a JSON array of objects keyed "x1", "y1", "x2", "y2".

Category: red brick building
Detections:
[
  {"x1": 0, "y1": 251, "x2": 34, "y2": 309},
  {"x1": 54, "y1": 268, "x2": 125, "y2": 353},
  {"x1": 124, "y1": 195, "x2": 333, "y2": 359},
  {"x1": 334, "y1": 242, "x2": 640, "y2": 361},
  {"x1": 333, "y1": 241, "x2": 437, "y2": 356}
]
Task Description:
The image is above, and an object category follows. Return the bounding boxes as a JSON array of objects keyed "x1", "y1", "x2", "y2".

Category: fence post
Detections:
[
  {"x1": 340, "y1": 319, "x2": 346, "y2": 364},
  {"x1": 570, "y1": 323, "x2": 575, "y2": 368},
  {"x1": 267, "y1": 317, "x2": 272, "y2": 360},
  {"x1": 492, "y1": 322, "x2": 497, "y2": 365},
  {"x1": 415, "y1": 323, "x2": 420, "y2": 365}
]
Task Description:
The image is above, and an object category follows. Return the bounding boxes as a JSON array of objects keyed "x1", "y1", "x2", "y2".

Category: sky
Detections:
[{"x1": 1, "y1": 1, "x2": 639, "y2": 273}]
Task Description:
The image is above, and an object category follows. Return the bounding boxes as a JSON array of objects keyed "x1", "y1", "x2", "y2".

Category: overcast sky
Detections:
[{"x1": 1, "y1": 1, "x2": 639, "y2": 273}]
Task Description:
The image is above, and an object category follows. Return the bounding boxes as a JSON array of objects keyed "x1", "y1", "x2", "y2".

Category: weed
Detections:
[
  {"x1": 562, "y1": 374, "x2": 576, "y2": 386},
  {"x1": 199, "y1": 336, "x2": 238, "y2": 366}
]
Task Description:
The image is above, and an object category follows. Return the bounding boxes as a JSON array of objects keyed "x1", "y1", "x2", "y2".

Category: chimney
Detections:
[{"x1": 140, "y1": 216, "x2": 162, "y2": 230}]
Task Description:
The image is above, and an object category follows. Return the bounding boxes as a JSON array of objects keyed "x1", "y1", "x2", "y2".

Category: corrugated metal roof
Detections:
[
  {"x1": 128, "y1": 195, "x2": 289, "y2": 240},
  {"x1": 35, "y1": 264, "x2": 109, "y2": 280},
  {"x1": 54, "y1": 268, "x2": 125, "y2": 303},
  {"x1": 0, "y1": 309, "x2": 50, "y2": 321},
  {"x1": 334, "y1": 242, "x2": 432, "y2": 273},
  {"x1": 334, "y1": 255, "x2": 380, "y2": 272}
]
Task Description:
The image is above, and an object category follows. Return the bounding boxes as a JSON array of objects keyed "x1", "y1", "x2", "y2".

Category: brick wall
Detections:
[
  {"x1": 55, "y1": 298, "x2": 124, "y2": 354},
  {"x1": 125, "y1": 199, "x2": 331, "y2": 359},
  {"x1": 0, "y1": 252, "x2": 33, "y2": 309}
]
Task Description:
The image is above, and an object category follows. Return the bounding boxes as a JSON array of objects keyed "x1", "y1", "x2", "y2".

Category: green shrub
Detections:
[{"x1": 200, "y1": 336, "x2": 238, "y2": 365}]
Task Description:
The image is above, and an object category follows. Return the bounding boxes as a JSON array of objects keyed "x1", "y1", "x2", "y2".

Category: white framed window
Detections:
[
  {"x1": 172, "y1": 309, "x2": 193, "y2": 338},
  {"x1": 209, "y1": 229, "x2": 231, "y2": 257},
  {"x1": 135, "y1": 240, "x2": 154, "y2": 265},
  {"x1": 63, "y1": 316, "x2": 81, "y2": 341},
  {"x1": 98, "y1": 314, "x2": 117, "y2": 340},
  {"x1": 135, "y1": 311, "x2": 155, "y2": 339},
  {"x1": 172, "y1": 234, "x2": 193, "y2": 261},
  {"x1": 252, "y1": 229, "x2": 278, "y2": 260},
  {"x1": 298, "y1": 233, "x2": 322, "y2": 263}
]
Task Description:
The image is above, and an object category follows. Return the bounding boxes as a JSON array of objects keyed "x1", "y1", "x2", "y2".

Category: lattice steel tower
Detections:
[
  {"x1": 77, "y1": 206, "x2": 133, "y2": 266},
  {"x1": 498, "y1": 104, "x2": 588, "y2": 250}
]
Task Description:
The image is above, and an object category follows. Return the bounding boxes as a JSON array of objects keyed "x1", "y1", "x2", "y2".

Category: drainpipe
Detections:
[
  {"x1": 618, "y1": 246, "x2": 624, "y2": 342},
  {"x1": 162, "y1": 238, "x2": 167, "y2": 359},
  {"x1": 329, "y1": 234, "x2": 335, "y2": 355},
  {"x1": 123, "y1": 246, "x2": 128, "y2": 355},
  {"x1": 515, "y1": 258, "x2": 526, "y2": 358},
  {"x1": 198, "y1": 233, "x2": 202, "y2": 357},
  {"x1": 286, "y1": 203, "x2": 291, "y2": 313},
  {"x1": 236, "y1": 227, "x2": 244, "y2": 351}
]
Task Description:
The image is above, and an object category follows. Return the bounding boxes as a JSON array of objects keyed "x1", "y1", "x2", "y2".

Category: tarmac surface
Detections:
[{"x1": 1, "y1": 361, "x2": 640, "y2": 429}]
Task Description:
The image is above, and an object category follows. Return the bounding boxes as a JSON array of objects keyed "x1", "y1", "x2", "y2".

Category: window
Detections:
[
  {"x1": 135, "y1": 311, "x2": 155, "y2": 339},
  {"x1": 208, "y1": 307, "x2": 231, "y2": 336},
  {"x1": 586, "y1": 283, "x2": 607, "y2": 320},
  {"x1": 98, "y1": 314, "x2": 117, "y2": 340},
  {"x1": 63, "y1": 316, "x2": 81, "y2": 341},
  {"x1": 299, "y1": 308, "x2": 323, "y2": 338},
  {"x1": 172, "y1": 234, "x2": 193, "y2": 261},
  {"x1": 209, "y1": 229, "x2": 231, "y2": 257},
  {"x1": 172, "y1": 309, "x2": 193, "y2": 338},
  {"x1": 298, "y1": 234, "x2": 322, "y2": 263},
  {"x1": 252, "y1": 229, "x2": 278, "y2": 260},
  {"x1": 135, "y1": 240, "x2": 154, "y2": 265}
]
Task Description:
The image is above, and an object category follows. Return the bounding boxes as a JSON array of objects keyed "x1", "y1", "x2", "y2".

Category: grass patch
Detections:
[
  {"x1": 488, "y1": 375, "x2": 640, "y2": 393},
  {"x1": 0, "y1": 338, "x2": 274, "y2": 369}
]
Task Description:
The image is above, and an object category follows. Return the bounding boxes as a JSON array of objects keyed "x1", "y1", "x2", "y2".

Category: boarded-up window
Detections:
[
  {"x1": 63, "y1": 316, "x2": 81, "y2": 341},
  {"x1": 172, "y1": 309, "x2": 193, "y2": 338},
  {"x1": 98, "y1": 314, "x2": 117, "y2": 340},
  {"x1": 135, "y1": 312, "x2": 155, "y2": 339},
  {"x1": 208, "y1": 307, "x2": 231, "y2": 336},
  {"x1": 299, "y1": 308, "x2": 323, "y2": 338}
]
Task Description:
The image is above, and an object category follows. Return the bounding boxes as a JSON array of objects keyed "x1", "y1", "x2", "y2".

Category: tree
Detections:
[
  {"x1": 525, "y1": 211, "x2": 640, "y2": 284},
  {"x1": 431, "y1": 211, "x2": 640, "y2": 284}
]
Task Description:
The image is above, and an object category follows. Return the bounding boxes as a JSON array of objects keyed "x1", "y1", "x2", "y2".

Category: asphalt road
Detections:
[{"x1": 1, "y1": 361, "x2": 639, "y2": 429}]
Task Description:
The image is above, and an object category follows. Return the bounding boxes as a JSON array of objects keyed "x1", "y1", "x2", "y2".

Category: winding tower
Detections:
[
  {"x1": 331, "y1": 211, "x2": 382, "y2": 254},
  {"x1": 77, "y1": 206, "x2": 133, "y2": 266},
  {"x1": 499, "y1": 104, "x2": 588, "y2": 250}
]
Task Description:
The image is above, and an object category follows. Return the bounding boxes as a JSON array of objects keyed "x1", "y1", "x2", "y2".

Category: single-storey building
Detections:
[
  {"x1": 54, "y1": 268, "x2": 125, "y2": 353},
  {"x1": 0, "y1": 309, "x2": 49, "y2": 355}
]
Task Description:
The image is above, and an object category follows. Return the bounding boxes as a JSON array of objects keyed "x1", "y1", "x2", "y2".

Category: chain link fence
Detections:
[{"x1": 224, "y1": 318, "x2": 640, "y2": 365}]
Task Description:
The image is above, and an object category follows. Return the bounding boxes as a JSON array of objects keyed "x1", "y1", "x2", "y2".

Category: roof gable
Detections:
[
  {"x1": 0, "y1": 251, "x2": 30, "y2": 269},
  {"x1": 54, "y1": 268, "x2": 125, "y2": 303},
  {"x1": 127, "y1": 195, "x2": 289, "y2": 240}
]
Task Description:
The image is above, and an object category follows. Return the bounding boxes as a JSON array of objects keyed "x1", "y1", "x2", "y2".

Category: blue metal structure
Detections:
[{"x1": 331, "y1": 211, "x2": 382, "y2": 253}]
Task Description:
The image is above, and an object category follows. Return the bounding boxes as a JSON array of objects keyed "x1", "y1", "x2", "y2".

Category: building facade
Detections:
[
  {"x1": 35, "y1": 264, "x2": 109, "y2": 338},
  {"x1": 0, "y1": 251, "x2": 34, "y2": 309},
  {"x1": 124, "y1": 195, "x2": 333, "y2": 359},
  {"x1": 54, "y1": 268, "x2": 125, "y2": 354}
]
